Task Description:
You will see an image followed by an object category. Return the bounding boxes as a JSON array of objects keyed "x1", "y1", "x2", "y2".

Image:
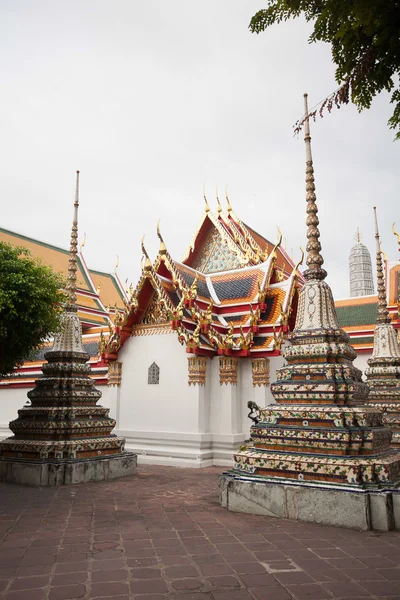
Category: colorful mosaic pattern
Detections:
[{"x1": 192, "y1": 226, "x2": 242, "y2": 273}]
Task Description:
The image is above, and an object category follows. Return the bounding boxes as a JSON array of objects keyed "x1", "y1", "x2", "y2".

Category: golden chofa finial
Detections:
[
  {"x1": 225, "y1": 185, "x2": 232, "y2": 213},
  {"x1": 203, "y1": 184, "x2": 210, "y2": 213},
  {"x1": 294, "y1": 246, "x2": 305, "y2": 272},
  {"x1": 354, "y1": 228, "x2": 362, "y2": 243},
  {"x1": 141, "y1": 236, "x2": 152, "y2": 271},
  {"x1": 80, "y1": 232, "x2": 86, "y2": 251},
  {"x1": 216, "y1": 185, "x2": 222, "y2": 215},
  {"x1": 157, "y1": 220, "x2": 167, "y2": 255},
  {"x1": 393, "y1": 222, "x2": 400, "y2": 245}
]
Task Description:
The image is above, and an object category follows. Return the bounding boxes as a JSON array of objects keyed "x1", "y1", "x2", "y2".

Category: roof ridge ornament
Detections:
[
  {"x1": 203, "y1": 184, "x2": 210, "y2": 213},
  {"x1": 225, "y1": 186, "x2": 233, "y2": 214},
  {"x1": 393, "y1": 222, "x2": 400, "y2": 246},
  {"x1": 303, "y1": 93, "x2": 327, "y2": 282},
  {"x1": 216, "y1": 185, "x2": 222, "y2": 215},
  {"x1": 157, "y1": 220, "x2": 167, "y2": 255},
  {"x1": 373, "y1": 207, "x2": 391, "y2": 324},
  {"x1": 65, "y1": 170, "x2": 80, "y2": 312},
  {"x1": 141, "y1": 236, "x2": 152, "y2": 271},
  {"x1": 354, "y1": 228, "x2": 362, "y2": 243}
]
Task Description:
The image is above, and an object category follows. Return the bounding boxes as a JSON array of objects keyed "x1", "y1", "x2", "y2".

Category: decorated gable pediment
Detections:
[{"x1": 191, "y1": 225, "x2": 243, "y2": 273}]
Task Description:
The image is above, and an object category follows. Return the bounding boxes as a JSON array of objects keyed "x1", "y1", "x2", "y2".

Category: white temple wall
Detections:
[
  {"x1": 0, "y1": 388, "x2": 28, "y2": 439},
  {"x1": 115, "y1": 333, "x2": 215, "y2": 467},
  {"x1": 353, "y1": 351, "x2": 372, "y2": 380}
]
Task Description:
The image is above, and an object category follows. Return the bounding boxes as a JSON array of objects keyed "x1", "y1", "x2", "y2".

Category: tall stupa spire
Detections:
[
  {"x1": 303, "y1": 93, "x2": 326, "y2": 281},
  {"x1": 0, "y1": 171, "x2": 137, "y2": 484},
  {"x1": 225, "y1": 94, "x2": 400, "y2": 512},
  {"x1": 65, "y1": 170, "x2": 80, "y2": 311},
  {"x1": 365, "y1": 207, "x2": 400, "y2": 448},
  {"x1": 373, "y1": 207, "x2": 391, "y2": 324}
]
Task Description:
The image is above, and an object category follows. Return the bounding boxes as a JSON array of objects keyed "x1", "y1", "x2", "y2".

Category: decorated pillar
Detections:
[
  {"x1": 251, "y1": 357, "x2": 271, "y2": 407},
  {"x1": 218, "y1": 357, "x2": 240, "y2": 433},
  {"x1": 187, "y1": 356, "x2": 210, "y2": 432}
]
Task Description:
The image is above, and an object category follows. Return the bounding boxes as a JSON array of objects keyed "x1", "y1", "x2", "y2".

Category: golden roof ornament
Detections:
[
  {"x1": 303, "y1": 93, "x2": 327, "y2": 281},
  {"x1": 225, "y1": 186, "x2": 233, "y2": 214},
  {"x1": 141, "y1": 236, "x2": 152, "y2": 271},
  {"x1": 393, "y1": 222, "x2": 400, "y2": 246},
  {"x1": 216, "y1": 186, "x2": 222, "y2": 215},
  {"x1": 203, "y1": 185, "x2": 210, "y2": 213},
  {"x1": 157, "y1": 220, "x2": 167, "y2": 255},
  {"x1": 373, "y1": 207, "x2": 391, "y2": 325}
]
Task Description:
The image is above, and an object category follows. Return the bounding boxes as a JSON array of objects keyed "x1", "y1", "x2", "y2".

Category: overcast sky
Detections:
[{"x1": 1, "y1": 1, "x2": 399, "y2": 299}]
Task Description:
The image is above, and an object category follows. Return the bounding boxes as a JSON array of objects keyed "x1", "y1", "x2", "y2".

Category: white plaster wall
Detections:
[
  {"x1": 117, "y1": 334, "x2": 208, "y2": 434},
  {"x1": 353, "y1": 351, "x2": 372, "y2": 381},
  {"x1": 0, "y1": 387, "x2": 29, "y2": 438}
]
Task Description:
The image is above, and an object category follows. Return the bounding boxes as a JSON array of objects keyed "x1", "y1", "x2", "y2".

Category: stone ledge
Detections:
[
  {"x1": 0, "y1": 452, "x2": 137, "y2": 486},
  {"x1": 220, "y1": 473, "x2": 400, "y2": 531}
]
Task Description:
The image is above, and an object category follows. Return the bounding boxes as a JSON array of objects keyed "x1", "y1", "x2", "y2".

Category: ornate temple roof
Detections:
[
  {"x1": 0, "y1": 227, "x2": 125, "y2": 328},
  {"x1": 101, "y1": 202, "x2": 305, "y2": 360}
]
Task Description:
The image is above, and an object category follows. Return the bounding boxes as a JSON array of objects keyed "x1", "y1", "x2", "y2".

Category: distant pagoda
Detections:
[
  {"x1": 349, "y1": 230, "x2": 374, "y2": 297},
  {"x1": 224, "y1": 95, "x2": 400, "y2": 497},
  {"x1": 365, "y1": 208, "x2": 400, "y2": 447},
  {"x1": 0, "y1": 172, "x2": 136, "y2": 485}
]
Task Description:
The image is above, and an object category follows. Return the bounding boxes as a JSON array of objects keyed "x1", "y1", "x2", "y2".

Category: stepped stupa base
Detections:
[
  {"x1": 0, "y1": 452, "x2": 137, "y2": 486},
  {"x1": 220, "y1": 473, "x2": 400, "y2": 531}
]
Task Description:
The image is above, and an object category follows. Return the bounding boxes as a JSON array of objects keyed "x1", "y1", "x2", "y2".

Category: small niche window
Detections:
[{"x1": 148, "y1": 362, "x2": 160, "y2": 385}]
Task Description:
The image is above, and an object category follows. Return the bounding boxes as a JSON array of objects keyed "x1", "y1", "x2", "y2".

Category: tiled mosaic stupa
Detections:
[
  {"x1": 223, "y1": 95, "x2": 400, "y2": 496},
  {"x1": 365, "y1": 208, "x2": 400, "y2": 447},
  {"x1": 0, "y1": 172, "x2": 137, "y2": 485}
]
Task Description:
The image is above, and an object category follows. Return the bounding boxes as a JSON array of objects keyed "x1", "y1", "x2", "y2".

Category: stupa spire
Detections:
[
  {"x1": 303, "y1": 93, "x2": 326, "y2": 281},
  {"x1": 373, "y1": 207, "x2": 391, "y2": 324},
  {"x1": 65, "y1": 170, "x2": 80, "y2": 311}
]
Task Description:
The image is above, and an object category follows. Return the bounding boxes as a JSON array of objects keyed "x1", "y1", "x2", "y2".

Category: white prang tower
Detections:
[{"x1": 349, "y1": 229, "x2": 374, "y2": 297}]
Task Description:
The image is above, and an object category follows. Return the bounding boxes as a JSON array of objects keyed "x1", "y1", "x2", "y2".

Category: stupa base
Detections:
[
  {"x1": 220, "y1": 473, "x2": 400, "y2": 531},
  {"x1": 0, "y1": 452, "x2": 137, "y2": 486}
]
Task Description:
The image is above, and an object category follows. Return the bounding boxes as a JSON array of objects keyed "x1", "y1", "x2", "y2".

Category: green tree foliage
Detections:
[
  {"x1": 0, "y1": 242, "x2": 66, "y2": 377},
  {"x1": 250, "y1": 1, "x2": 400, "y2": 139}
]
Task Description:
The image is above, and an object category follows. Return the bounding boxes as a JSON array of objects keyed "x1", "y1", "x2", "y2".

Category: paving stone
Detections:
[
  {"x1": 48, "y1": 584, "x2": 86, "y2": 600},
  {"x1": 199, "y1": 564, "x2": 234, "y2": 576},
  {"x1": 51, "y1": 572, "x2": 88, "y2": 586},
  {"x1": 206, "y1": 575, "x2": 241, "y2": 588},
  {"x1": 9, "y1": 575, "x2": 49, "y2": 590},
  {"x1": 89, "y1": 581, "x2": 129, "y2": 597},
  {"x1": 239, "y1": 573, "x2": 278, "y2": 587},
  {"x1": 322, "y1": 582, "x2": 372, "y2": 597},
  {"x1": 250, "y1": 587, "x2": 292, "y2": 600},
  {"x1": 165, "y1": 566, "x2": 199, "y2": 578},
  {"x1": 171, "y1": 578, "x2": 204, "y2": 590},
  {"x1": 54, "y1": 562, "x2": 88, "y2": 574},
  {"x1": 358, "y1": 580, "x2": 400, "y2": 596},
  {"x1": 286, "y1": 583, "x2": 333, "y2": 599},
  {"x1": 130, "y1": 578, "x2": 169, "y2": 594},
  {"x1": 92, "y1": 569, "x2": 129, "y2": 582},
  {"x1": 5, "y1": 590, "x2": 46, "y2": 600}
]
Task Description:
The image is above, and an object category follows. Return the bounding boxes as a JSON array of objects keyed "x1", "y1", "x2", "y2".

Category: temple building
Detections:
[
  {"x1": 220, "y1": 95, "x2": 400, "y2": 531},
  {"x1": 349, "y1": 230, "x2": 374, "y2": 297},
  {"x1": 99, "y1": 197, "x2": 305, "y2": 466}
]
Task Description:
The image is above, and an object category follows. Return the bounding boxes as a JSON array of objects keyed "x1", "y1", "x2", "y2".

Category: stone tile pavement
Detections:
[{"x1": 1, "y1": 465, "x2": 400, "y2": 600}]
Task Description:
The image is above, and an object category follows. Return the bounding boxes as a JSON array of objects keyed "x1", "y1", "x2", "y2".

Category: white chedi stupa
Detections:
[{"x1": 349, "y1": 229, "x2": 374, "y2": 297}]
